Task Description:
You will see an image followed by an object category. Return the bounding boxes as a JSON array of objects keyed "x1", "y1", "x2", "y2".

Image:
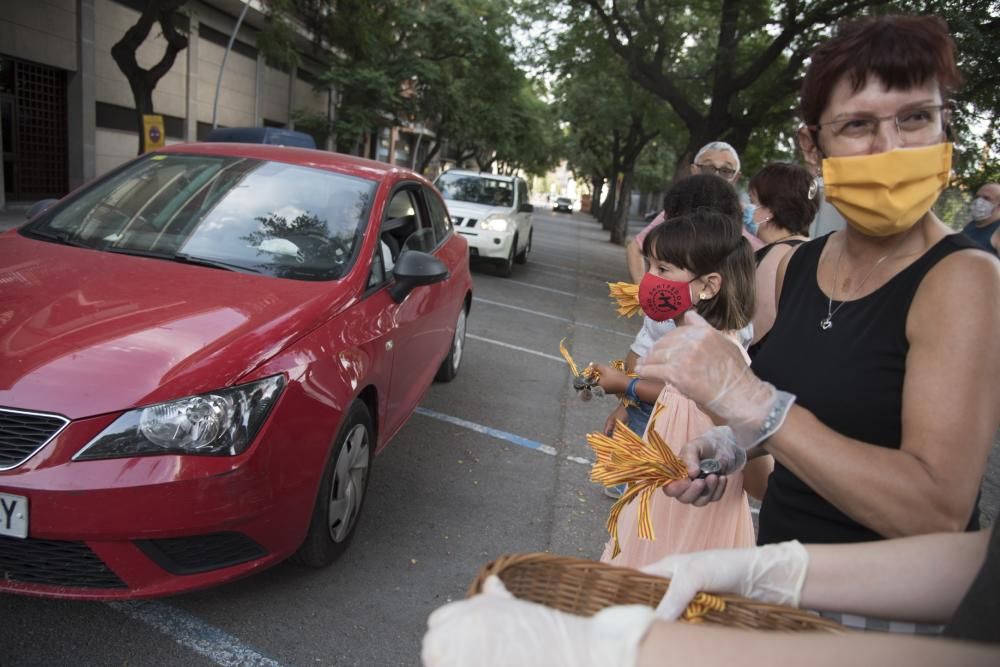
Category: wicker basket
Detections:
[{"x1": 468, "y1": 553, "x2": 845, "y2": 633}]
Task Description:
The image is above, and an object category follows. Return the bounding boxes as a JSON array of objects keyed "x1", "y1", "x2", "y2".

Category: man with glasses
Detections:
[
  {"x1": 962, "y1": 182, "x2": 1000, "y2": 255},
  {"x1": 626, "y1": 142, "x2": 759, "y2": 283}
]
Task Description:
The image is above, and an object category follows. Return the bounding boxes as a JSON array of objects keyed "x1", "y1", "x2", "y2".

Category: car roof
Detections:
[
  {"x1": 437, "y1": 169, "x2": 517, "y2": 182},
  {"x1": 158, "y1": 142, "x2": 427, "y2": 183}
]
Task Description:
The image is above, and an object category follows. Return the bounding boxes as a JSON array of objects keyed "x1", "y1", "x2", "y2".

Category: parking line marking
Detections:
[
  {"x1": 504, "y1": 279, "x2": 607, "y2": 301},
  {"x1": 107, "y1": 601, "x2": 284, "y2": 667},
  {"x1": 415, "y1": 407, "x2": 591, "y2": 466},
  {"x1": 466, "y1": 334, "x2": 565, "y2": 363},
  {"x1": 473, "y1": 297, "x2": 633, "y2": 339}
]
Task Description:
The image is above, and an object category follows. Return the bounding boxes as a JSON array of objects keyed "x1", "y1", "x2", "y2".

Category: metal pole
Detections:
[{"x1": 211, "y1": 0, "x2": 250, "y2": 129}]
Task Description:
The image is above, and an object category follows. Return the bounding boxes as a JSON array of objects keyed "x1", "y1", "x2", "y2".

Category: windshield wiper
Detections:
[
  {"x1": 22, "y1": 229, "x2": 92, "y2": 248},
  {"x1": 101, "y1": 246, "x2": 254, "y2": 273}
]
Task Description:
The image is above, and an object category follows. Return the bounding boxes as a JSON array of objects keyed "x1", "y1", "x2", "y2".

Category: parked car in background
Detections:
[
  {"x1": 553, "y1": 196, "x2": 573, "y2": 213},
  {"x1": 434, "y1": 169, "x2": 533, "y2": 277},
  {"x1": 0, "y1": 142, "x2": 472, "y2": 599}
]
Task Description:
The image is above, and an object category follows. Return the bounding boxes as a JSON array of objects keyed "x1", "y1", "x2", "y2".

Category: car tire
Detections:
[
  {"x1": 496, "y1": 238, "x2": 515, "y2": 277},
  {"x1": 293, "y1": 400, "x2": 373, "y2": 568},
  {"x1": 515, "y1": 230, "x2": 531, "y2": 265},
  {"x1": 435, "y1": 304, "x2": 467, "y2": 382}
]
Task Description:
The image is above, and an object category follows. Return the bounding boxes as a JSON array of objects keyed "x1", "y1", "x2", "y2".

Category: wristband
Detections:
[{"x1": 625, "y1": 377, "x2": 641, "y2": 403}]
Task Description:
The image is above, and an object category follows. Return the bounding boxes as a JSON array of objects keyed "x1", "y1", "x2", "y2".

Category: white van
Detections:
[{"x1": 434, "y1": 169, "x2": 533, "y2": 277}]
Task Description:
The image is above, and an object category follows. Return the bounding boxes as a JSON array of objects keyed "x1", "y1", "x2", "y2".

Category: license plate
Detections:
[{"x1": 0, "y1": 492, "x2": 28, "y2": 539}]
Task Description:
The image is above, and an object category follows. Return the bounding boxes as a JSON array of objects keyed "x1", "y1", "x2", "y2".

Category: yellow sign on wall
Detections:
[{"x1": 142, "y1": 114, "x2": 166, "y2": 153}]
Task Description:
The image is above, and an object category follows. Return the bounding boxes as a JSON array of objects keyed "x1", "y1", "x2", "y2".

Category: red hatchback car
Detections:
[{"x1": 0, "y1": 143, "x2": 472, "y2": 599}]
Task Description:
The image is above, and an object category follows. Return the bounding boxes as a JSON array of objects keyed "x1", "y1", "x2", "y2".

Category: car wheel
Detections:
[
  {"x1": 515, "y1": 229, "x2": 531, "y2": 265},
  {"x1": 294, "y1": 400, "x2": 373, "y2": 567},
  {"x1": 435, "y1": 304, "x2": 467, "y2": 382},
  {"x1": 496, "y1": 237, "x2": 515, "y2": 277}
]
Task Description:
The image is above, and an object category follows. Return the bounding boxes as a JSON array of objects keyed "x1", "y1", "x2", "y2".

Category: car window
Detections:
[
  {"x1": 381, "y1": 186, "x2": 437, "y2": 265},
  {"x1": 435, "y1": 172, "x2": 514, "y2": 208},
  {"x1": 21, "y1": 153, "x2": 376, "y2": 281},
  {"x1": 424, "y1": 187, "x2": 452, "y2": 243},
  {"x1": 517, "y1": 180, "x2": 529, "y2": 208}
]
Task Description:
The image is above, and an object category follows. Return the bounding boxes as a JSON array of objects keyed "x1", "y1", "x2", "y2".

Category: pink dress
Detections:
[{"x1": 600, "y1": 339, "x2": 755, "y2": 568}]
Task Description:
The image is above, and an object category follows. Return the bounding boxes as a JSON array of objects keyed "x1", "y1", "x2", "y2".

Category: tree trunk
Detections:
[
  {"x1": 610, "y1": 169, "x2": 634, "y2": 245},
  {"x1": 418, "y1": 139, "x2": 442, "y2": 173},
  {"x1": 599, "y1": 176, "x2": 618, "y2": 230},
  {"x1": 588, "y1": 176, "x2": 602, "y2": 216}
]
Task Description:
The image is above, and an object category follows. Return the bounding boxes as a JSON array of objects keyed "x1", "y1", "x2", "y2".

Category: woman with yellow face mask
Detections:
[{"x1": 635, "y1": 14, "x2": 1000, "y2": 633}]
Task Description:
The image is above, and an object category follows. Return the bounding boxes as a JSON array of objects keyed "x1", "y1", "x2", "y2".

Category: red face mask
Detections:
[{"x1": 638, "y1": 272, "x2": 694, "y2": 322}]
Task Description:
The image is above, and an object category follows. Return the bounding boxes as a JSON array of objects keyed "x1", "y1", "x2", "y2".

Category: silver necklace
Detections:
[{"x1": 820, "y1": 246, "x2": 891, "y2": 331}]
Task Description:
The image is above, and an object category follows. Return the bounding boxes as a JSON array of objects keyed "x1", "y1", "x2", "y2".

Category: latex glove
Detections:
[
  {"x1": 636, "y1": 311, "x2": 796, "y2": 449},
  {"x1": 421, "y1": 575, "x2": 655, "y2": 667},
  {"x1": 640, "y1": 541, "x2": 809, "y2": 621},
  {"x1": 662, "y1": 426, "x2": 746, "y2": 506}
]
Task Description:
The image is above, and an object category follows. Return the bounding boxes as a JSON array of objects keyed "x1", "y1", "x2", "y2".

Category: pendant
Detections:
[{"x1": 820, "y1": 317, "x2": 833, "y2": 330}]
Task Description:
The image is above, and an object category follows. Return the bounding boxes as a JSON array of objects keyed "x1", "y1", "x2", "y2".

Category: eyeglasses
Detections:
[
  {"x1": 692, "y1": 163, "x2": 737, "y2": 180},
  {"x1": 812, "y1": 104, "x2": 950, "y2": 145}
]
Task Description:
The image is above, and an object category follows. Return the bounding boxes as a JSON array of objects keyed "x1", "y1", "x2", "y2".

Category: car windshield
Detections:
[
  {"x1": 21, "y1": 153, "x2": 376, "y2": 281},
  {"x1": 436, "y1": 172, "x2": 514, "y2": 208}
]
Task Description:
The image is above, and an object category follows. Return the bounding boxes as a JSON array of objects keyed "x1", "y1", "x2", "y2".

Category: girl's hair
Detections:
[
  {"x1": 643, "y1": 209, "x2": 755, "y2": 331},
  {"x1": 661, "y1": 174, "x2": 742, "y2": 221},
  {"x1": 748, "y1": 163, "x2": 819, "y2": 236},
  {"x1": 800, "y1": 15, "x2": 960, "y2": 128}
]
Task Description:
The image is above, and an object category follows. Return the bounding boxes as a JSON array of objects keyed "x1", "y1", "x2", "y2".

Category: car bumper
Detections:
[
  {"x1": 456, "y1": 229, "x2": 514, "y2": 260},
  {"x1": 0, "y1": 394, "x2": 325, "y2": 599}
]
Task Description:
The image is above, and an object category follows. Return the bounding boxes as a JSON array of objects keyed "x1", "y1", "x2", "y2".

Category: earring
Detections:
[
  {"x1": 808, "y1": 177, "x2": 820, "y2": 200},
  {"x1": 699, "y1": 291, "x2": 710, "y2": 300}
]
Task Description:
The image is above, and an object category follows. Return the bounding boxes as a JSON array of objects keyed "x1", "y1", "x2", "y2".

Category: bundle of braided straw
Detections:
[
  {"x1": 587, "y1": 410, "x2": 690, "y2": 558},
  {"x1": 607, "y1": 281, "x2": 641, "y2": 318}
]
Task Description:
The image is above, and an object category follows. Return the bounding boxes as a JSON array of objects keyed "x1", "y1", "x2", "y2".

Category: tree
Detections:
[
  {"x1": 110, "y1": 0, "x2": 190, "y2": 155},
  {"x1": 569, "y1": 0, "x2": 887, "y2": 172}
]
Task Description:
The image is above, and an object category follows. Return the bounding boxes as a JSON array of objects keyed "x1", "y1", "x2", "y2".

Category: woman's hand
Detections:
[
  {"x1": 661, "y1": 426, "x2": 746, "y2": 506},
  {"x1": 637, "y1": 312, "x2": 795, "y2": 449},
  {"x1": 640, "y1": 541, "x2": 809, "y2": 621},
  {"x1": 421, "y1": 576, "x2": 655, "y2": 667}
]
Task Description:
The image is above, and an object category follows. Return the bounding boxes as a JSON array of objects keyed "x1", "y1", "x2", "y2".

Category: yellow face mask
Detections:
[{"x1": 822, "y1": 142, "x2": 952, "y2": 237}]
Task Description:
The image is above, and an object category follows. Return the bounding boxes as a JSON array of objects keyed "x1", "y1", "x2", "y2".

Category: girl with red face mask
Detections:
[{"x1": 592, "y1": 207, "x2": 762, "y2": 568}]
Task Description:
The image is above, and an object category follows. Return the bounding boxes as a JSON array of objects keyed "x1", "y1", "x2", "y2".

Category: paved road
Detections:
[{"x1": 1, "y1": 208, "x2": 997, "y2": 666}]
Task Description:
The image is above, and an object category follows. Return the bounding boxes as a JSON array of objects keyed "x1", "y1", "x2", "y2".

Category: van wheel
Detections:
[
  {"x1": 515, "y1": 230, "x2": 531, "y2": 264},
  {"x1": 294, "y1": 401, "x2": 373, "y2": 567},
  {"x1": 496, "y1": 238, "x2": 515, "y2": 277}
]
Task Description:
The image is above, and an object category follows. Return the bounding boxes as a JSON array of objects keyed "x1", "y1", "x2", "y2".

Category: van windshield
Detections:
[{"x1": 435, "y1": 172, "x2": 514, "y2": 208}]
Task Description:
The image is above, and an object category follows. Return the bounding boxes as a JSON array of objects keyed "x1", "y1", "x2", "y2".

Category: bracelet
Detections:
[{"x1": 625, "y1": 377, "x2": 641, "y2": 403}]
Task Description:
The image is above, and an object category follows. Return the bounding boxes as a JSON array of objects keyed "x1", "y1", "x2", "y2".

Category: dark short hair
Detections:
[
  {"x1": 748, "y1": 163, "x2": 819, "y2": 237},
  {"x1": 643, "y1": 209, "x2": 755, "y2": 332},
  {"x1": 661, "y1": 174, "x2": 742, "y2": 222},
  {"x1": 800, "y1": 15, "x2": 961, "y2": 128}
]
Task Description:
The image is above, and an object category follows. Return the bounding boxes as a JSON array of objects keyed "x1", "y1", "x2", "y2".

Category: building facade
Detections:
[{"x1": 0, "y1": 0, "x2": 435, "y2": 208}]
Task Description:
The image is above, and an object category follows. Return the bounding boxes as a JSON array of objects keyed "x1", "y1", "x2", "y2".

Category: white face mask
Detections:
[{"x1": 971, "y1": 197, "x2": 996, "y2": 222}]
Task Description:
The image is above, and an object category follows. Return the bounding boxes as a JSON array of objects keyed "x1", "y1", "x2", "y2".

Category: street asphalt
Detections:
[{"x1": 0, "y1": 205, "x2": 997, "y2": 666}]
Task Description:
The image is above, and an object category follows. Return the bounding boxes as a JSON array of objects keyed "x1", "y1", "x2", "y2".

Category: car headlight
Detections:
[
  {"x1": 74, "y1": 375, "x2": 285, "y2": 460},
  {"x1": 479, "y1": 215, "x2": 511, "y2": 232}
]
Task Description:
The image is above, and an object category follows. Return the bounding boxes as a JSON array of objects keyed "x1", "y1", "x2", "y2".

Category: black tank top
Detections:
[{"x1": 753, "y1": 232, "x2": 982, "y2": 545}]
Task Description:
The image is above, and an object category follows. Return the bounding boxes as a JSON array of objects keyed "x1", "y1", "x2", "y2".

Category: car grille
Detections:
[
  {"x1": 0, "y1": 536, "x2": 127, "y2": 588},
  {"x1": 451, "y1": 216, "x2": 478, "y2": 227},
  {"x1": 0, "y1": 407, "x2": 69, "y2": 470},
  {"x1": 135, "y1": 532, "x2": 268, "y2": 575}
]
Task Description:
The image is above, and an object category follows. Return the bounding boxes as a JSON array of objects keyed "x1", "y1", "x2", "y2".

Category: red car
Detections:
[{"x1": 0, "y1": 143, "x2": 472, "y2": 599}]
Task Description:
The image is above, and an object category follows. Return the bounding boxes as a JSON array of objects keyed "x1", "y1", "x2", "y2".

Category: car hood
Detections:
[
  {"x1": 442, "y1": 200, "x2": 514, "y2": 220},
  {"x1": 0, "y1": 233, "x2": 355, "y2": 419}
]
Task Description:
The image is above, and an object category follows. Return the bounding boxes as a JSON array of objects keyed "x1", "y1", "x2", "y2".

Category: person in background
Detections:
[
  {"x1": 626, "y1": 142, "x2": 761, "y2": 283},
  {"x1": 421, "y1": 526, "x2": 999, "y2": 666},
  {"x1": 745, "y1": 163, "x2": 820, "y2": 356},
  {"x1": 962, "y1": 182, "x2": 1000, "y2": 254}
]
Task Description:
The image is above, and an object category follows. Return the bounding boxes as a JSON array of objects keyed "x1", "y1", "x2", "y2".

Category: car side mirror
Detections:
[
  {"x1": 26, "y1": 198, "x2": 59, "y2": 220},
  {"x1": 518, "y1": 202, "x2": 534, "y2": 213},
  {"x1": 389, "y1": 250, "x2": 449, "y2": 303}
]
